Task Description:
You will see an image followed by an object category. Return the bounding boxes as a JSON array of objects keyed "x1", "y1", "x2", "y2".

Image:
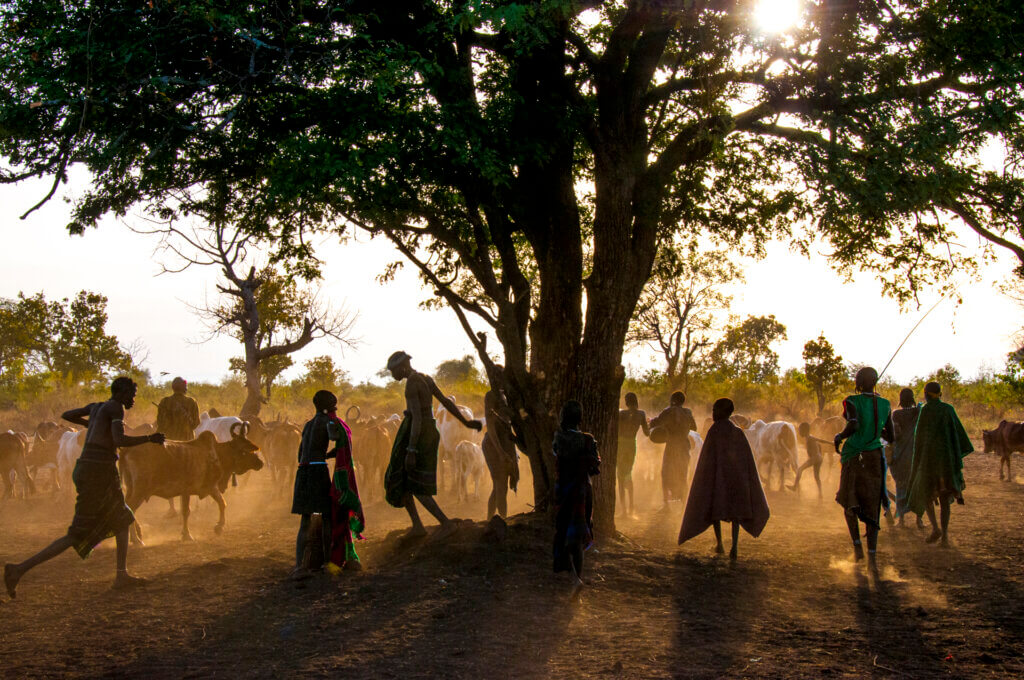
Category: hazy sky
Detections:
[{"x1": 1, "y1": 173, "x2": 1021, "y2": 388}]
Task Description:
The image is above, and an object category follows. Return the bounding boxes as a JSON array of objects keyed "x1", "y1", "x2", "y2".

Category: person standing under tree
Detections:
[
  {"x1": 552, "y1": 400, "x2": 600, "y2": 601},
  {"x1": 384, "y1": 351, "x2": 482, "y2": 540},
  {"x1": 650, "y1": 391, "x2": 697, "y2": 508},
  {"x1": 905, "y1": 382, "x2": 973, "y2": 547},
  {"x1": 482, "y1": 386, "x2": 520, "y2": 519},
  {"x1": 833, "y1": 367, "x2": 894, "y2": 570},
  {"x1": 616, "y1": 392, "x2": 649, "y2": 517},
  {"x1": 4, "y1": 377, "x2": 165, "y2": 596},
  {"x1": 290, "y1": 390, "x2": 340, "y2": 580}
]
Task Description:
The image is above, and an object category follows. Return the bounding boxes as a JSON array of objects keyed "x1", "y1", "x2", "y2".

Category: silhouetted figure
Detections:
[
  {"x1": 890, "y1": 388, "x2": 924, "y2": 528},
  {"x1": 552, "y1": 400, "x2": 600, "y2": 601},
  {"x1": 617, "y1": 392, "x2": 649, "y2": 516},
  {"x1": 482, "y1": 387, "x2": 519, "y2": 519},
  {"x1": 384, "y1": 351, "x2": 482, "y2": 540},
  {"x1": 290, "y1": 390, "x2": 340, "y2": 581},
  {"x1": 906, "y1": 382, "x2": 973, "y2": 547},
  {"x1": 834, "y1": 367, "x2": 894, "y2": 569},
  {"x1": 679, "y1": 398, "x2": 769, "y2": 560},
  {"x1": 650, "y1": 391, "x2": 697, "y2": 507},
  {"x1": 156, "y1": 376, "x2": 200, "y2": 517},
  {"x1": 4, "y1": 378, "x2": 165, "y2": 597},
  {"x1": 788, "y1": 422, "x2": 830, "y2": 499}
]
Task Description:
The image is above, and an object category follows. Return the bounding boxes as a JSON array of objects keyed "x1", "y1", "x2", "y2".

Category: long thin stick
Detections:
[{"x1": 878, "y1": 290, "x2": 955, "y2": 380}]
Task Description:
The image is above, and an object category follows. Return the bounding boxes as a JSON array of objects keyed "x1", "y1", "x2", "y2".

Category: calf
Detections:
[
  {"x1": 119, "y1": 423, "x2": 263, "y2": 542},
  {"x1": 453, "y1": 440, "x2": 487, "y2": 503}
]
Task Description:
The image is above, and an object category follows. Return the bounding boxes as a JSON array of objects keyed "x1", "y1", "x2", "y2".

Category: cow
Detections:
[
  {"x1": 119, "y1": 423, "x2": 264, "y2": 543},
  {"x1": 25, "y1": 425, "x2": 70, "y2": 492},
  {"x1": 0, "y1": 431, "x2": 36, "y2": 498},
  {"x1": 194, "y1": 414, "x2": 245, "y2": 442},
  {"x1": 730, "y1": 413, "x2": 752, "y2": 429},
  {"x1": 453, "y1": 440, "x2": 487, "y2": 502},
  {"x1": 436, "y1": 398, "x2": 483, "y2": 494},
  {"x1": 983, "y1": 420, "x2": 1024, "y2": 481},
  {"x1": 744, "y1": 420, "x2": 799, "y2": 491},
  {"x1": 264, "y1": 420, "x2": 302, "y2": 490},
  {"x1": 56, "y1": 429, "x2": 87, "y2": 493},
  {"x1": 344, "y1": 407, "x2": 392, "y2": 501}
]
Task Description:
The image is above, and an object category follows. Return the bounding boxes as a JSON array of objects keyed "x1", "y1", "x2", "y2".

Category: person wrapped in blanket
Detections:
[
  {"x1": 325, "y1": 413, "x2": 365, "y2": 575},
  {"x1": 552, "y1": 400, "x2": 601, "y2": 601}
]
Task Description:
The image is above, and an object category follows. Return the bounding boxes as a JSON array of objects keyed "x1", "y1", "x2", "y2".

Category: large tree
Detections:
[
  {"x1": 708, "y1": 314, "x2": 788, "y2": 383},
  {"x1": 2, "y1": 1, "x2": 1023, "y2": 531}
]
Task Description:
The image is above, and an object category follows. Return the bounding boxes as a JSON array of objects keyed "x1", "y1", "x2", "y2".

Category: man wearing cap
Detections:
[
  {"x1": 905, "y1": 382, "x2": 973, "y2": 547},
  {"x1": 384, "y1": 351, "x2": 483, "y2": 539},
  {"x1": 156, "y1": 377, "x2": 201, "y2": 442},
  {"x1": 833, "y1": 367, "x2": 894, "y2": 568}
]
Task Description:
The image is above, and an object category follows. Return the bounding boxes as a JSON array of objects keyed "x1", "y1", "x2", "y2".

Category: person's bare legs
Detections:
[
  {"x1": 939, "y1": 499, "x2": 951, "y2": 547},
  {"x1": 713, "y1": 521, "x2": 725, "y2": 554},
  {"x1": 924, "y1": 504, "x2": 941, "y2": 543},
  {"x1": 4, "y1": 535, "x2": 74, "y2": 598},
  {"x1": 729, "y1": 521, "x2": 739, "y2": 560},
  {"x1": 112, "y1": 527, "x2": 146, "y2": 589},
  {"x1": 414, "y1": 494, "x2": 459, "y2": 539},
  {"x1": 845, "y1": 512, "x2": 864, "y2": 560},
  {"x1": 865, "y1": 523, "x2": 879, "y2": 571},
  {"x1": 403, "y1": 496, "x2": 428, "y2": 538},
  {"x1": 812, "y1": 464, "x2": 822, "y2": 500},
  {"x1": 787, "y1": 460, "x2": 811, "y2": 492}
]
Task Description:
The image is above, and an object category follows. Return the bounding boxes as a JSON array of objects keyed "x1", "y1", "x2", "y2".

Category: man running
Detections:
[
  {"x1": 5, "y1": 377, "x2": 165, "y2": 597},
  {"x1": 384, "y1": 351, "x2": 482, "y2": 539}
]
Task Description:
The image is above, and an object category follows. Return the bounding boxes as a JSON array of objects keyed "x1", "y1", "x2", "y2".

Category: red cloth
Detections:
[
  {"x1": 326, "y1": 413, "x2": 364, "y2": 566},
  {"x1": 678, "y1": 419, "x2": 770, "y2": 544}
]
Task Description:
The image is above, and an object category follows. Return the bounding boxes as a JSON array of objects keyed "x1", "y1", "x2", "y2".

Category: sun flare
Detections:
[{"x1": 754, "y1": 0, "x2": 802, "y2": 34}]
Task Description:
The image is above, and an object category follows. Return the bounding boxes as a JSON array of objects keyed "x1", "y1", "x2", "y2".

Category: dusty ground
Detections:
[{"x1": 1, "y1": 453, "x2": 1022, "y2": 679}]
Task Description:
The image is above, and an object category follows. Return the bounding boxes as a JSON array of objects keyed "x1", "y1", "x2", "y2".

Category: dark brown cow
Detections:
[
  {"x1": 119, "y1": 423, "x2": 263, "y2": 542},
  {"x1": 983, "y1": 420, "x2": 1024, "y2": 481},
  {"x1": 345, "y1": 408, "x2": 391, "y2": 501},
  {"x1": 264, "y1": 421, "x2": 302, "y2": 490},
  {"x1": 25, "y1": 425, "x2": 70, "y2": 492},
  {"x1": 0, "y1": 431, "x2": 36, "y2": 498}
]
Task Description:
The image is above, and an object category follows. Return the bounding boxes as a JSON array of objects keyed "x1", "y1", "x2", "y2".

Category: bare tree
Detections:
[
  {"x1": 628, "y1": 248, "x2": 741, "y2": 390},
  {"x1": 139, "y1": 219, "x2": 356, "y2": 418}
]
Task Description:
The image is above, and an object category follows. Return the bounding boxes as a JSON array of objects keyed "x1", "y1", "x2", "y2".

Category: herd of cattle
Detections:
[
  {"x1": 0, "y1": 398, "x2": 493, "y2": 541},
  {"x1": 2, "y1": 403, "x2": 1022, "y2": 542}
]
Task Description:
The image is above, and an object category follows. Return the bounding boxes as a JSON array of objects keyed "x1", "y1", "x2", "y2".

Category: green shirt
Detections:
[{"x1": 840, "y1": 393, "x2": 892, "y2": 462}]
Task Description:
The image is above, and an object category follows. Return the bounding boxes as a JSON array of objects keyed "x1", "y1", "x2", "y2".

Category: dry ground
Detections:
[{"x1": 1, "y1": 452, "x2": 1022, "y2": 679}]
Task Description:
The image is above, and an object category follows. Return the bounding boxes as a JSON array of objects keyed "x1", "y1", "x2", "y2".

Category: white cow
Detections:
[
  {"x1": 743, "y1": 420, "x2": 799, "y2": 491},
  {"x1": 56, "y1": 430, "x2": 86, "y2": 491},
  {"x1": 435, "y1": 399, "x2": 483, "y2": 493},
  {"x1": 453, "y1": 440, "x2": 487, "y2": 502},
  {"x1": 194, "y1": 415, "x2": 245, "y2": 443}
]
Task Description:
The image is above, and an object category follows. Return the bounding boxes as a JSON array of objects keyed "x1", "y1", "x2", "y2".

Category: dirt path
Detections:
[{"x1": 1, "y1": 454, "x2": 1021, "y2": 678}]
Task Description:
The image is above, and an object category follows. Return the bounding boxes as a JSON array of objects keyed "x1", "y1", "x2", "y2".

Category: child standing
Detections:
[{"x1": 552, "y1": 401, "x2": 601, "y2": 600}]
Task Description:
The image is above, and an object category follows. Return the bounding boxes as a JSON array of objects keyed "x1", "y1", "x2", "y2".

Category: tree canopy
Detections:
[
  {"x1": 0, "y1": 290, "x2": 132, "y2": 388},
  {"x1": 802, "y1": 333, "x2": 847, "y2": 414},
  {"x1": 3, "y1": 0, "x2": 1022, "y2": 528},
  {"x1": 709, "y1": 314, "x2": 788, "y2": 383}
]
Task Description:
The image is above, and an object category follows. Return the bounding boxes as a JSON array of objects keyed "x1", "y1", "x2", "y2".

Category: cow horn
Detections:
[
  {"x1": 243, "y1": 421, "x2": 250, "y2": 436},
  {"x1": 346, "y1": 405, "x2": 361, "y2": 421},
  {"x1": 229, "y1": 422, "x2": 242, "y2": 438}
]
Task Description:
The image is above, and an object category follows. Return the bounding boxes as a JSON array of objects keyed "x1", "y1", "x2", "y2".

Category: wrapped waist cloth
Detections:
[{"x1": 67, "y1": 456, "x2": 135, "y2": 558}]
